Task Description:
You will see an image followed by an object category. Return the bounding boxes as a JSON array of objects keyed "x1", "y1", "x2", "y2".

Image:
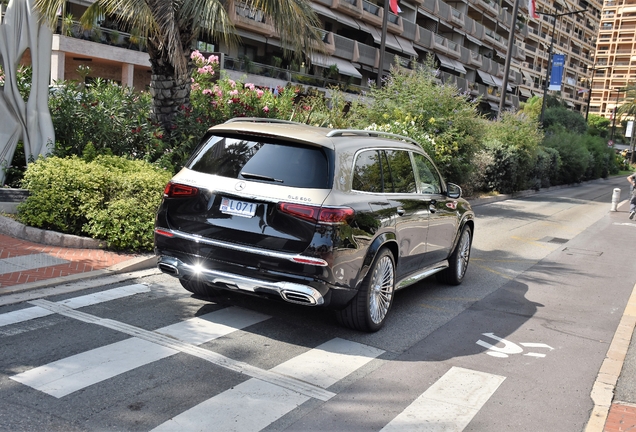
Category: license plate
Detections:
[{"x1": 220, "y1": 197, "x2": 257, "y2": 218}]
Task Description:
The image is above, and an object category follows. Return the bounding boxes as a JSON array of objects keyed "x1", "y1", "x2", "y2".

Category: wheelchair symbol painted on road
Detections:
[{"x1": 477, "y1": 333, "x2": 554, "y2": 358}]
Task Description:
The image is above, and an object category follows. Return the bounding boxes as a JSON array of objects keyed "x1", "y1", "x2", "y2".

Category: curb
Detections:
[
  {"x1": 0, "y1": 215, "x2": 106, "y2": 249},
  {"x1": 585, "y1": 282, "x2": 636, "y2": 432},
  {"x1": 0, "y1": 255, "x2": 158, "y2": 297}
]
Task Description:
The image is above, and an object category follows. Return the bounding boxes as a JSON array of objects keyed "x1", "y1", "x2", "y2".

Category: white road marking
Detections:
[
  {"x1": 380, "y1": 366, "x2": 506, "y2": 432},
  {"x1": 0, "y1": 253, "x2": 68, "y2": 275},
  {"x1": 11, "y1": 305, "x2": 270, "y2": 398},
  {"x1": 0, "y1": 284, "x2": 150, "y2": 328},
  {"x1": 12, "y1": 338, "x2": 177, "y2": 398},
  {"x1": 152, "y1": 338, "x2": 384, "y2": 432}
]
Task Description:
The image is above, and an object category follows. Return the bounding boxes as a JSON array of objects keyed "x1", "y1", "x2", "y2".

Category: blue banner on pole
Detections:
[{"x1": 549, "y1": 54, "x2": 565, "y2": 91}]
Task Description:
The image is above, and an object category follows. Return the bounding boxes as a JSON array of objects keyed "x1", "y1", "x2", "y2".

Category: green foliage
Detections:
[
  {"x1": 532, "y1": 146, "x2": 561, "y2": 188},
  {"x1": 355, "y1": 59, "x2": 484, "y2": 185},
  {"x1": 542, "y1": 106, "x2": 587, "y2": 134},
  {"x1": 49, "y1": 79, "x2": 164, "y2": 161},
  {"x1": 542, "y1": 130, "x2": 590, "y2": 184},
  {"x1": 18, "y1": 156, "x2": 172, "y2": 251},
  {"x1": 587, "y1": 114, "x2": 610, "y2": 137},
  {"x1": 519, "y1": 95, "x2": 542, "y2": 122},
  {"x1": 475, "y1": 112, "x2": 544, "y2": 193},
  {"x1": 581, "y1": 134, "x2": 619, "y2": 179}
]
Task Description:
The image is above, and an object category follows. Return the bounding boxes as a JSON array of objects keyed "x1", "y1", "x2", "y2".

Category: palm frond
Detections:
[
  {"x1": 34, "y1": 0, "x2": 66, "y2": 28},
  {"x1": 249, "y1": 0, "x2": 325, "y2": 59}
]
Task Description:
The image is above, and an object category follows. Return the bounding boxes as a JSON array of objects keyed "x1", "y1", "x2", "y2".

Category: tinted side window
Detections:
[
  {"x1": 412, "y1": 153, "x2": 442, "y2": 194},
  {"x1": 188, "y1": 135, "x2": 330, "y2": 188},
  {"x1": 385, "y1": 150, "x2": 417, "y2": 193},
  {"x1": 352, "y1": 150, "x2": 383, "y2": 192}
]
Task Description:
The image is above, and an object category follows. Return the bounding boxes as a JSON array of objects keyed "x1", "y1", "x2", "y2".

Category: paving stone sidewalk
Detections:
[{"x1": 0, "y1": 233, "x2": 146, "y2": 289}]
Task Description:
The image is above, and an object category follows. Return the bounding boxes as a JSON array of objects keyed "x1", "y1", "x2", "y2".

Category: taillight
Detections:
[
  {"x1": 164, "y1": 182, "x2": 199, "y2": 198},
  {"x1": 278, "y1": 203, "x2": 354, "y2": 224}
]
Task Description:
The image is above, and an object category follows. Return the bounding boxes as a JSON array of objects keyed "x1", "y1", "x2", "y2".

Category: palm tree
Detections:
[
  {"x1": 35, "y1": 0, "x2": 324, "y2": 133},
  {"x1": 618, "y1": 84, "x2": 636, "y2": 118}
]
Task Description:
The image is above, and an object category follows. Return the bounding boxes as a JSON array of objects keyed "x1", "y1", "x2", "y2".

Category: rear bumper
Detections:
[{"x1": 157, "y1": 255, "x2": 326, "y2": 306}]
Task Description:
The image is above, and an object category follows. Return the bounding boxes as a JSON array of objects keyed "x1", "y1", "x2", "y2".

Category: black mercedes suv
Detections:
[{"x1": 154, "y1": 118, "x2": 474, "y2": 332}]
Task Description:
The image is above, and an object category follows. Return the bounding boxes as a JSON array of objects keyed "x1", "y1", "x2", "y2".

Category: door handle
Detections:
[
  {"x1": 396, "y1": 206, "x2": 405, "y2": 216},
  {"x1": 429, "y1": 199, "x2": 437, "y2": 213}
]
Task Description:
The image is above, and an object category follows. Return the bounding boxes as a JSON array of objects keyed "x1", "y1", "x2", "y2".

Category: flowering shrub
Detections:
[
  {"x1": 189, "y1": 50, "x2": 298, "y2": 122},
  {"x1": 158, "y1": 50, "x2": 301, "y2": 171}
]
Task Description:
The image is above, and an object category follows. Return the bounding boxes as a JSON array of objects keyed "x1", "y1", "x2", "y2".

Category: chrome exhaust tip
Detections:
[
  {"x1": 280, "y1": 290, "x2": 317, "y2": 305},
  {"x1": 158, "y1": 263, "x2": 179, "y2": 276}
]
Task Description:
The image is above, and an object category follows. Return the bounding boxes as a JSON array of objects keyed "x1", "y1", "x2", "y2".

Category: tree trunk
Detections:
[{"x1": 147, "y1": 41, "x2": 192, "y2": 133}]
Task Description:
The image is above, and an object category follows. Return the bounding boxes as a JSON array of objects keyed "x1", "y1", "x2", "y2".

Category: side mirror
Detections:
[{"x1": 447, "y1": 183, "x2": 462, "y2": 199}]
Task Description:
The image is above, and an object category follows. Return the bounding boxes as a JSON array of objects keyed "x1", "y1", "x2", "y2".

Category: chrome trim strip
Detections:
[
  {"x1": 158, "y1": 256, "x2": 325, "y2": 306},
  {"x1": 395, "y1": 261, "x2": 449, "y2": 290},
  {"x1": 155, "y1": 228, "x2": 328, "y2": 266}
]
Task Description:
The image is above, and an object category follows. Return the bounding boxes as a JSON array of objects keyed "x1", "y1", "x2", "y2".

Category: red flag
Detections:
[
  {"x1": 528, "y1": 0, "x2": 539, "y2": 19},
  {"x1": 389, "y1": 0, "x2": 401, "y2": 14}
]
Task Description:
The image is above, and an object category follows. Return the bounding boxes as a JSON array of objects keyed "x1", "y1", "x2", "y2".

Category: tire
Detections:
[
  {"x1": 336, "y1": 248, "x2": 395, "y2": 332},
  {"x1": 437, "y1": 225, "x2": 472, "y2": 285},
  {"x1": 179, "y1": 277, "x2": 218, "y2": 298}
]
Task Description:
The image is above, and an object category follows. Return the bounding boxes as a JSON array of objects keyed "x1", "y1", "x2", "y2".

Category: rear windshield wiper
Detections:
[{"x1": 240, "y1": 172, "x2": 284, "y2": 183}]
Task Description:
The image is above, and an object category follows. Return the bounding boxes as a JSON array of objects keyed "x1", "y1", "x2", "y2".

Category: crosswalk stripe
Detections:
[
  {"x1": 152, "y1": 379, "x2": 310, "y2": 432},
  {"x1": 0, "y1": 284, "x2": 150, "y2": 328},
  {"x1": 11, "y1": 305, "x2": 270, "y2": 398},
  {"x1": 12, "y1": 338, "x2": 177, "y2": 398},
  {"x1": 380, "y1": 366, "x2": 506, "y2": 431},
  {"x1": 152, "y1": 338, "x2": 384, "y2": 432}
]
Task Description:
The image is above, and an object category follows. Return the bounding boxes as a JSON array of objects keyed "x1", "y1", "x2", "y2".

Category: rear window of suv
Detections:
[{"x1": 187, "y1": 135, "x2": 331, "y2": 189}]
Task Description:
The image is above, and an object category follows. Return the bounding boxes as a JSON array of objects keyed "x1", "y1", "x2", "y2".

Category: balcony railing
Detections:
[
  {"x1": 363, "y1": 0, "x2": 380, "y2": 15},
  {"x1": 53, "y1": 17, "x2": 147, "y2": 52},
  {"x1": 222, "y1": 57, "x2": 367, "y2": 94},
  {"x1": 235, "y1": 3, "x2": 266, "y2": 22}
]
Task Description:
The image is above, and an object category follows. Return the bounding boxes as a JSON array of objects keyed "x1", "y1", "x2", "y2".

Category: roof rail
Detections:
[
  {"x1": 224, "y1": 118, "x2": 302, "y2": 125},
  {"x1": 326, "y1": 130, "x2": 421, "y2": 147}
]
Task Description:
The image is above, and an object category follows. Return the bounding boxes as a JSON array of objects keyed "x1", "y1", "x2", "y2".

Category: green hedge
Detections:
[{"x1": 18, "y1": 156, "x2": 172, "y2": 251}]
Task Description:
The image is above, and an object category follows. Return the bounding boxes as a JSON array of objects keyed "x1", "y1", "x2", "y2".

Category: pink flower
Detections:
[
  {"x1": 245, "y1": 83, "x2": 255, "y2": 90},
  {"x1": 256, "y1": 89, "x2": 264, "y2": 98},
  {"x1": 191, "y1": 83, "x2": 200, "y2": 91},
  {"x1": 203, "y1": 89, "x2": 213, "y2": 95},
  {"x1": 208, "y1": 55, "x2": 219, "y2": 64},
  {"x1": 263, "y1": 106, "x2": 270, "y2": 113},
  {"x1": 228, "y1": 80, "x2": 236, "y2": 88},
  {"x1": 227, "y1": 99, "x2": 233, "y2": 104},
  {"x1": 229, "y1": 89, "x2": 239, "y2": 96}
]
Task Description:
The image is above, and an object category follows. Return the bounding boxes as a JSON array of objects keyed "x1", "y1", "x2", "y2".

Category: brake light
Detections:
[
  {"x1": 164, "y1": 182, "x2": 199, "y2": 198},
  {"x1": 278, "y1": 203, "x2": 354, "y2": 224}
]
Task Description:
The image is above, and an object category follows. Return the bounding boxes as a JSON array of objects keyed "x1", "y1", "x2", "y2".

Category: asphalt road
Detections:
[{"x1": 0, "y1": 177, "x2": 634, "y2": 431}]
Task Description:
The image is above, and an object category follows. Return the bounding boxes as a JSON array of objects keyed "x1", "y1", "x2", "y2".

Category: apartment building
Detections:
[
  {"x1": 590, "y1": 0, "x2": 636, "y2": 120},
  {"x1": 2, "y1": 0, "x2": 604, "y2": 116}
]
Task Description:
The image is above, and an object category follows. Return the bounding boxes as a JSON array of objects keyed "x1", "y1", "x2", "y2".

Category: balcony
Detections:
[
  {"x1": 357, "y1": 42, "x2": 378, "y2": 67},
  {"x1": 415, "y1": 26, "x2": 435, "y2": 50},
  {"x1": 333, "y1": 34, "x2": 356, "y2": 61},
  {"x1": 473, "y1": 0, "x2": 499, "y2": 17},
  {"x1": 387, "y1": 11, "x2": 404, "y2": 34},
  {"x1": 469, "y1": 50, "x2": 483, "y2": 68},
  {"x1": 433, "y1": 33, "x2": 449, "y2": 54},
  {"x1": 447, "y1": 40, "x2": 461, "y2": 58},
  {"x1": 451, "y1": 8, "x2": 465, "y2": 26},
  {"x1": 230, "y1": 0, "x2": 276, "y2": 37},
  {"x1": 361, "y1": 0, "x2": 383, "y2": 27},
  {"x1": 331, "y1": 0, "x2": 364, "y2": 18},
  {"x1": 222, "y1": 56, "x2": 367, "y2": 95}
]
